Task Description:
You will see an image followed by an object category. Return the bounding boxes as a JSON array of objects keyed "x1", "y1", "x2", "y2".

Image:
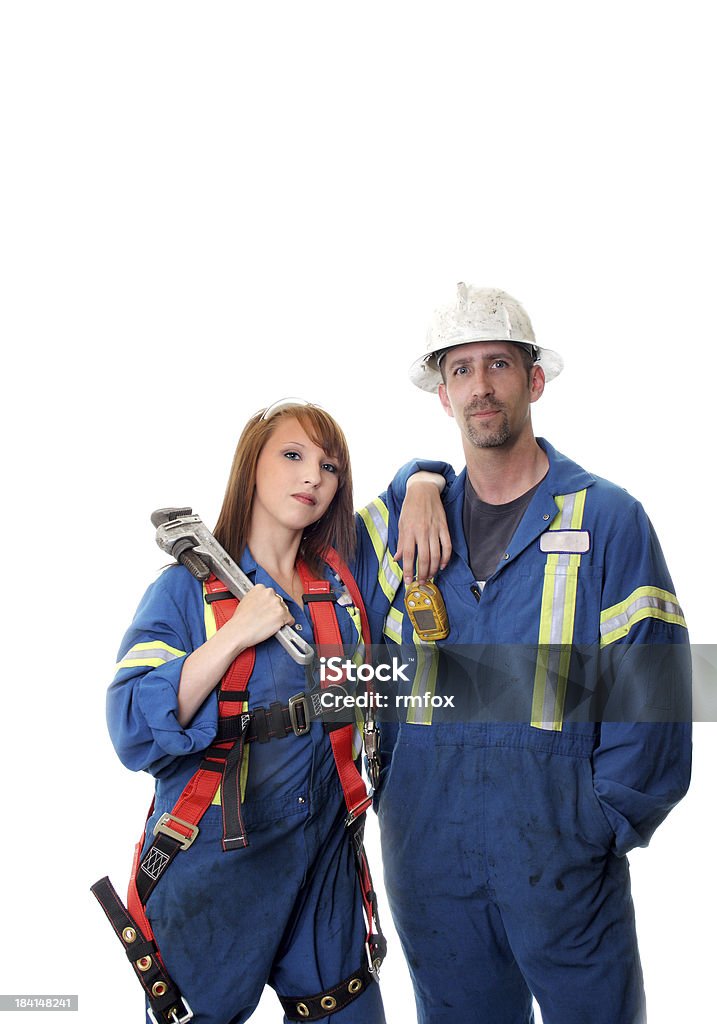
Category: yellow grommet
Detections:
[
  {"x1": 348, "y1": 978, "x2": 362, "y2": 994},
  {"x1": 122, "y1": 927, "x2": 137, "y2": 943},
  {"x1": 373, "y1": 957, "x2": 382, "y2": 970},
  {"x1": 151, "y1": 981, "x2": 167, "y2": 998},
  {"x1": 296, "y1": 1003, "x2": 310, "y2": 1018},
  {"x1": 320, "y1": 996, "x2": 337, "y2": 1010},
  {"x1": 136, "y1": 956, "x2": 152, "y2": 972}
]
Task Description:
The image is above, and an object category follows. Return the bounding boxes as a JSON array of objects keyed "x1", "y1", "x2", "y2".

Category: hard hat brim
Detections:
[{"x1": 408, "y1": 340, "x2": 564, "y2": 393}]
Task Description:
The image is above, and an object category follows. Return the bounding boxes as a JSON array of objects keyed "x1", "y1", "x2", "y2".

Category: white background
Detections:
[{"x1": 1, "y1": 2, "x2": 715, "y2": 1022}]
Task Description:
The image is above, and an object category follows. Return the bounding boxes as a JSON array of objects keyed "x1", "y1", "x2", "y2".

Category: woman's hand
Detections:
[
  {"x1": 224, "y1": 584, "x2": 295, "y2": 652},
  {"x1": 177, "y1": 585, "x2": 294, "y2": 727},
  {"x1": 395, "y1": 472, "x2": 452, "y2": 584}
]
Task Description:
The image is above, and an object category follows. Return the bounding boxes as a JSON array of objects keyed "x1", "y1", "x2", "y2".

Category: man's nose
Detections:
[{"x1": 471, "y1": 368, "x2": 493, "y2": 397}]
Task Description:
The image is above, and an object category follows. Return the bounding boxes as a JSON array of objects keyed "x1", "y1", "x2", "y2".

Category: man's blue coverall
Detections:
[{"x1": 355, "y1": 439, "x2": 691, "y2": 1024}]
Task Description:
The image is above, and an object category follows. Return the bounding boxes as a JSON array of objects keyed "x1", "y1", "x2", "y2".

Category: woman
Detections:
[{"x1": 102, "y1": 399, "x2": 445, "y2": 1024}]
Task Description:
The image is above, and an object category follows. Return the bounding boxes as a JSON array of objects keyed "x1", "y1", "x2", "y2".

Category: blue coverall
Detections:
[
  {"x1": 355, "y1": 439, "x2": 691, "y2": 1024},
  {"x1": 107, "y1": 549, "x2": 386, "y2": 1024}
]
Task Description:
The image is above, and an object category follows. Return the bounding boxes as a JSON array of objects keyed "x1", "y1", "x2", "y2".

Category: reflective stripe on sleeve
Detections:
[
  {"x1": 600, "y1": 586, "x2": 687, "y2": 646},
  {"x1": 357, "y1": 499, "x2": 402, "y2": 603},
  {"x1": 115, "y1": 640, "x2": 187, "y2": 672},
  {"x1": 531, "y1": 489, "x2": 587, "y2": 731}
]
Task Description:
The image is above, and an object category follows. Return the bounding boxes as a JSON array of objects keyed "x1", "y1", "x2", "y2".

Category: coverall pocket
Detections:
[{"x1": 579, "y1": 758, "x2": 615, "y2": 850}]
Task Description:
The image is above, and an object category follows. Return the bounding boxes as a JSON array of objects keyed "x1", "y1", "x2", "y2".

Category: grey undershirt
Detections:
[{"x1": 463, "y1": 476, "x2": 542, "y2": 587}]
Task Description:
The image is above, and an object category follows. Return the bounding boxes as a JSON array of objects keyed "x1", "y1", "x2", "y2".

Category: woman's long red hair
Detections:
[{"x1": 213, "y1": 404, "x2": 355, "y2": 575}]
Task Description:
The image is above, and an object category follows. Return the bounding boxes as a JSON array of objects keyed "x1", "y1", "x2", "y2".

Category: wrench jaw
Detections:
[{"x1": 151, "y1": 509, "x2": 315, "y2": 666}]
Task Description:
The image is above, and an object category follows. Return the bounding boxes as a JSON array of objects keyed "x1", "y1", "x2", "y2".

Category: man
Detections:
[{"x1": 356, "y1": 284, "x2": 691, "y2": 1024}]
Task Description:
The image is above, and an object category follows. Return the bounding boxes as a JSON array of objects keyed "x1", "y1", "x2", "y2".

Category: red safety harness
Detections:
[{"x1": 92, "y1": 550, "x2": 385, "y2": 1024}]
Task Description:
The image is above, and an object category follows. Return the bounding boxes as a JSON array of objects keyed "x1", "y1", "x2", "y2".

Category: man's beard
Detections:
[{"x1": 463, "y1": 401, "x2": 511, "y2": 448}]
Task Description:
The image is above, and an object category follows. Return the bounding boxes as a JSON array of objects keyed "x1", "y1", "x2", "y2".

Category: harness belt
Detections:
[{"x1": 92, "y1": 549, "x2": 385, "y2": 1023}]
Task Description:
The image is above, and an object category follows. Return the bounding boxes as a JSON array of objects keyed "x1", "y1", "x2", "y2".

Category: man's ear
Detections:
[
  {"x1": 529, "y1": 365, "x2": 546, "y2": 404},
  {"x1": 438, "y1": 383, "x2": 455, "y2": 419}
]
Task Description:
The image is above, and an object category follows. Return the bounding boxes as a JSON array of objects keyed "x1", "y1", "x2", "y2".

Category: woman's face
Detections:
[{"x1": 252, "y1": 416, "x2": 340, "y2": 535}]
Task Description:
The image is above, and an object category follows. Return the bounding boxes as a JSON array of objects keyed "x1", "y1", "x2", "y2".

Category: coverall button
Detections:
[
  {"x1": 294, "y1": 623, "x2": 303, "y2": 631},
  {"x1": 543, "y1": 514, "x2": 550, "y2": 520},
  {"x1": 298, "y1": 796, "x2": 306, "y2": 804}
]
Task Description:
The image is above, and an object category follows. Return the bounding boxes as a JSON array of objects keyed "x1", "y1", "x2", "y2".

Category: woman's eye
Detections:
[
  {"x1": 284, "y1": 451, "x2": 301, "y2": 461},
  {"x1": 322, "y1": 462, "x2": 338, "y2": 474}
]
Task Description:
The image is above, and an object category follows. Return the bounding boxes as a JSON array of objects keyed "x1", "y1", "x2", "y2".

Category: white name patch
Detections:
[{"x1": 540, "y1": 530, "x2": 591, "y2": 554}]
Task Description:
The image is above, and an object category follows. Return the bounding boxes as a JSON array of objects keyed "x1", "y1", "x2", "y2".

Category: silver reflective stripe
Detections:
[
  {"x1": 531, "y1": 489, "x2": 586, "y2": 731},
  {"x1": 547, "y1": 492, "x2": 576, "y2": 648},
  {"x1": 365, "y1": 502, "x2": 402, "y2": 595},
  {"x1": 532, "y1": 646, "x2": 572, "y2": 730},
  {"x1": 601, "y1": 594, "x2": 683, "y2": 639},
  {"x1": 384, "y1": 606, "x2": 404, "y2": 643},
  {"x1": 116, "y1": 643, "x2": 185, "y2": 669},
  {"x1": 406, "y1": 637, "x2": 439, "y2": 726}
]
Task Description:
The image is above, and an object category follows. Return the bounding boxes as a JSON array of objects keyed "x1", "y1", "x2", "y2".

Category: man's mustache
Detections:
[{"x1": 464, "y1": 399, "x2": 505, "y2": 414}]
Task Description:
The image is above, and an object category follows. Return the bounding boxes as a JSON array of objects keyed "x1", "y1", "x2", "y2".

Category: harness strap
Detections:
[
  {"x1": 278, "y1": 953, "x2": 375, "y2": 1021},
  {"x1": 92, "y1": 876, "x2": 192, "y2": 1024},
  {"x1": 297, "y1": 561, "x2": 372, "y2": 823},
  {"x1": 297, "y1": 560, "x2": 384, "y2": 970}
]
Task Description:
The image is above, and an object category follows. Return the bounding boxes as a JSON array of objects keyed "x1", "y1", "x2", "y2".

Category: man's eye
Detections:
[
  {"x1": 453, "y1": 366, "x2": 469, "y2": 376},
  {"x1": 491, "y1": 360, "x2": 509, "y2": 369}
]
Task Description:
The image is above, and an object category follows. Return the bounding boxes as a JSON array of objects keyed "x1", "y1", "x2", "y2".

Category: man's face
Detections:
[{"x1": 437, "y1": 342, "x2": 545, "y2": 450}]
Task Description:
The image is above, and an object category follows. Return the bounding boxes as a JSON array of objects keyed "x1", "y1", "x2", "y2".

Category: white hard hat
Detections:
[{"x1": 409, "y1": 283, "x2": 564, "y2": 393}]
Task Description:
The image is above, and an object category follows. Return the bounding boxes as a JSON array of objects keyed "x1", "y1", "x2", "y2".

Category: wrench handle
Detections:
[{"x1": 276, "y1": 624, "x2": 315, "y2": 665}]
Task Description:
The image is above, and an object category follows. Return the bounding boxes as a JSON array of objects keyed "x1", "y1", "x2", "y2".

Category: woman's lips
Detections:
[{"x1": 292, "y1": 493, "x2": 317, "y2": 506}]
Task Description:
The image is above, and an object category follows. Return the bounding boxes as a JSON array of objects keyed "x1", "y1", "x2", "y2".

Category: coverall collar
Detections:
[{"x1": 444, "y1": 438, "x2": 596, "y2": 581}]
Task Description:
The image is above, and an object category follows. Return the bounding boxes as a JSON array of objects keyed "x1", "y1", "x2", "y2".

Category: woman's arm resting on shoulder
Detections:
[{"x1": 395, "y1": 471, "x2": 452, "y2": 584}]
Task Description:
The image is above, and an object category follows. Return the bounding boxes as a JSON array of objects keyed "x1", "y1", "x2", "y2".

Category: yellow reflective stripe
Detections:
[
  {"x1": 352, "y1": 722, "x2": 363, "y2": 761},
  {"x1": 600, "y1": 586, "x2": 686, "y2": 646},
  {"x1": 384, "y1": 606, "x2": 404, "y2": 643},
  {"x1": 406, "y1": 633, "x2": 439, "y2": 726},
  {"x1": 115, "y1": 640, "x2": 186, "y2": 671},
  {"x1": 344, "y1": 605, "x2": 366, "y2": 667},
  {"x1": 531, "y1": 489, "x2": 587, "y2": 731},
  {"x1": 209, "y1": 753, "x2": 248, "y2": 806},
  {"x1": 358, "y1": 500, "x2": 402, "y2": 603}
]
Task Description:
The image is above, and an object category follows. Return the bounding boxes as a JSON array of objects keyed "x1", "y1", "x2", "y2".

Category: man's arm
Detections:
[{"x1": 592, "y1": 498, "x2": 691, "y2": 857}]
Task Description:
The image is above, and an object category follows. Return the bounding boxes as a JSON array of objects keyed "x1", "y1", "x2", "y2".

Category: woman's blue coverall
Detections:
[{"x1": 107, "y1": 549, "x2": 386, "y2": 1024}]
